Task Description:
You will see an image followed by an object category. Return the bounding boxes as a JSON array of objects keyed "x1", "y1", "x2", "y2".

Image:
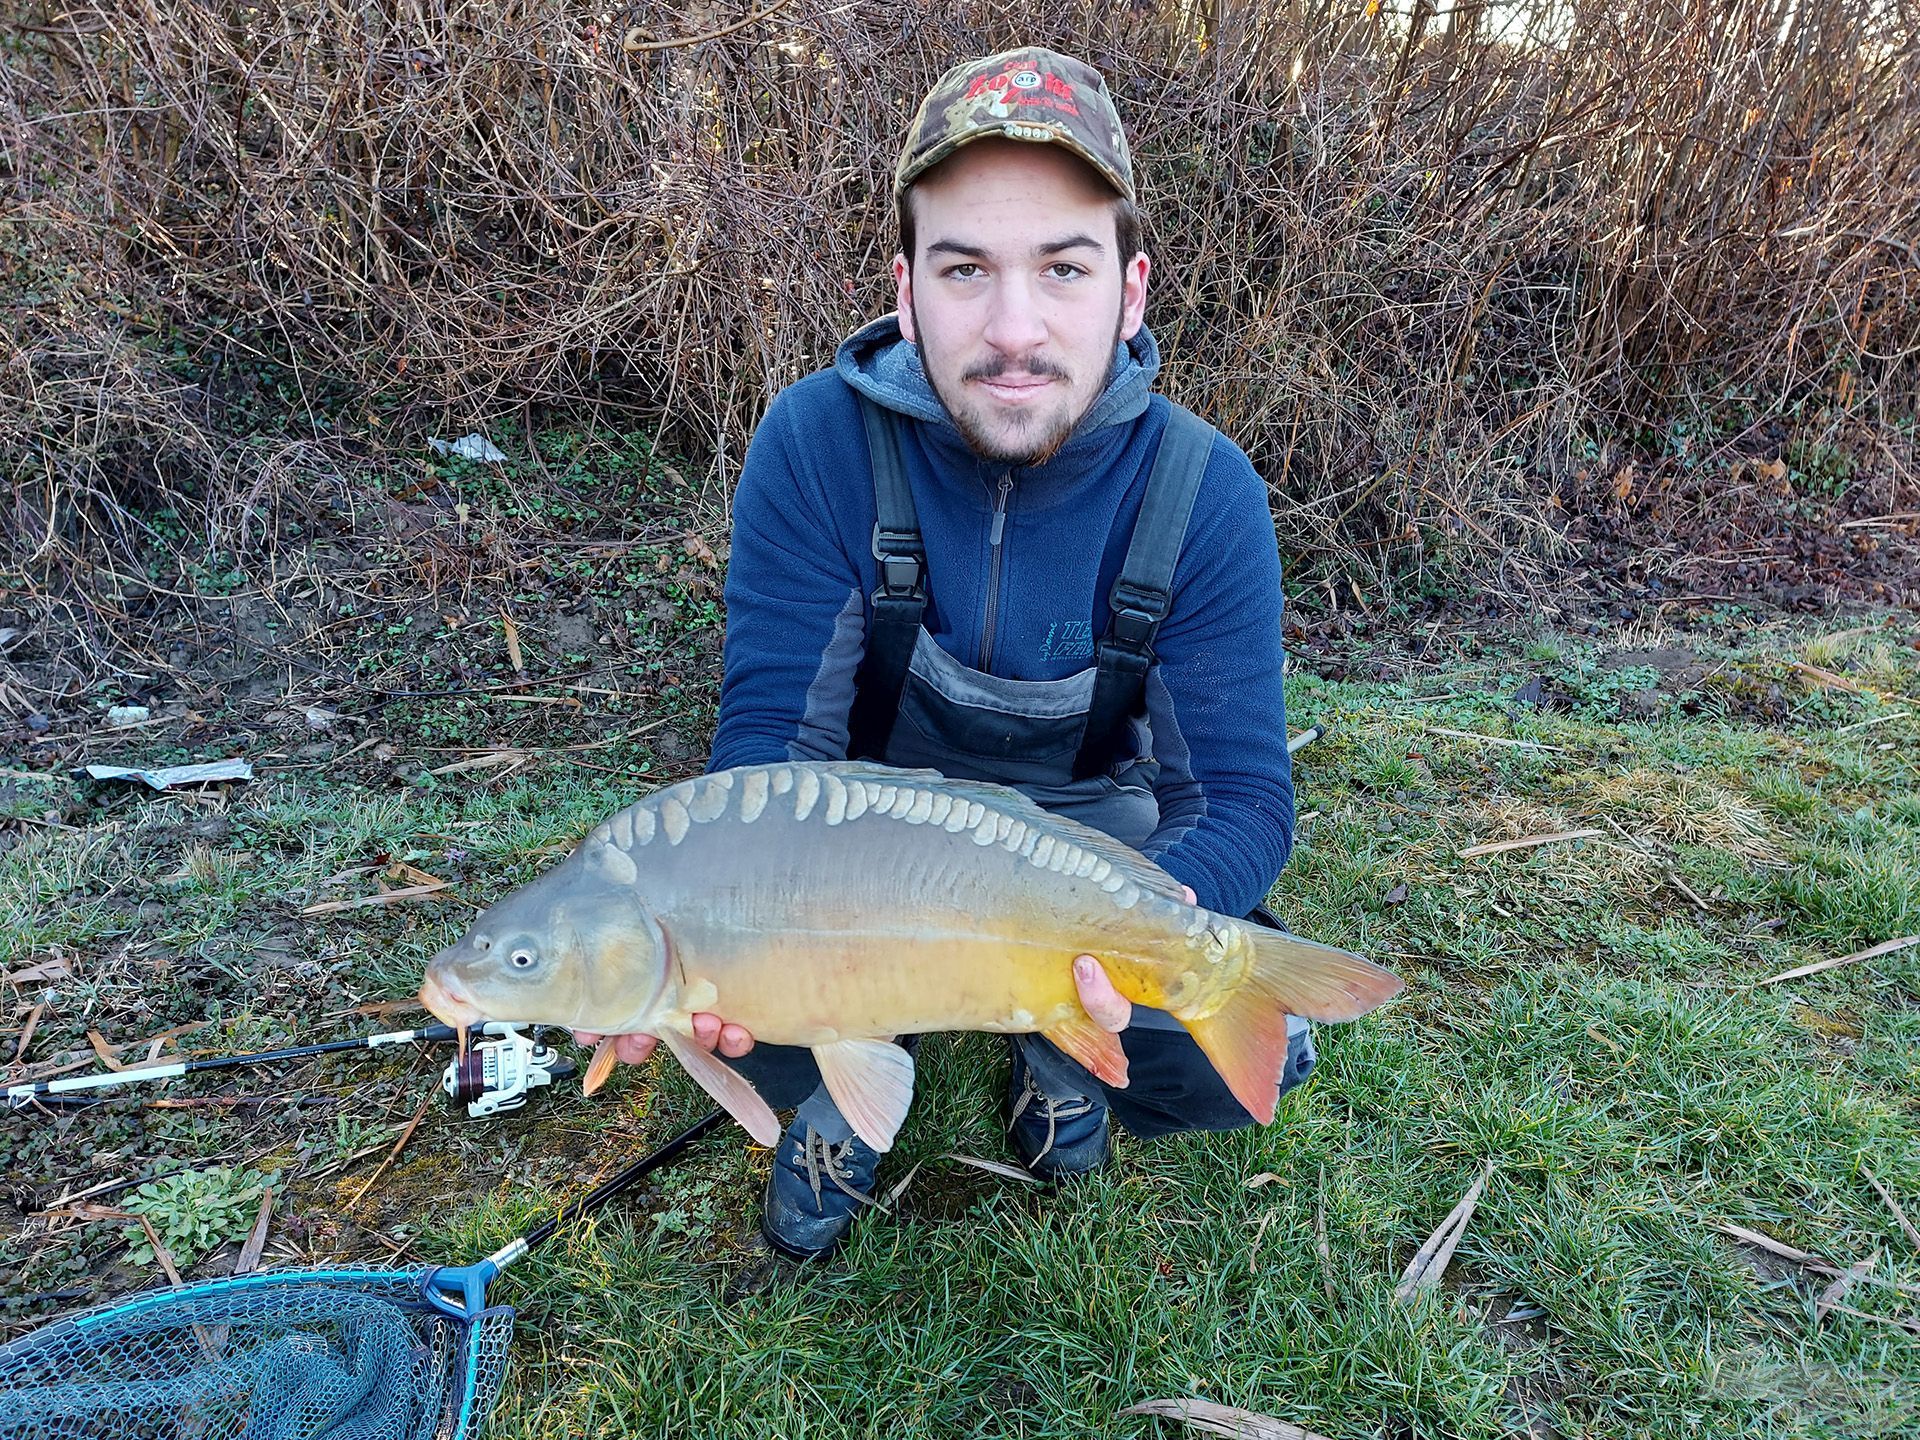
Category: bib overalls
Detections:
[{"x1": 732, "y1": 393, "x2": 1316, "y2": 1145}]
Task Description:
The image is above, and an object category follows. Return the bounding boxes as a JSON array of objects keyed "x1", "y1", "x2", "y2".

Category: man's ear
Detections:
[
  {"x1": 1119, "y1": 251, "x2": 1150, "y2": 342},
  {"x1": 893, "y1": 252, "x2": 917, "y2": 343}
]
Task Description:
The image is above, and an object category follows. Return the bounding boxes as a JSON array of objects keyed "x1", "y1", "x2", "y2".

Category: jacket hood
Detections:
[{"x1": 832, "y1": 313, "x2": 1161, "y2": 481}]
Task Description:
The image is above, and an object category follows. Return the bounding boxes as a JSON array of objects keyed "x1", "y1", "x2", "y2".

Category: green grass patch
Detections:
[{"x1": 3, "y1": 615, "x2": 1916, "y2": 1438}]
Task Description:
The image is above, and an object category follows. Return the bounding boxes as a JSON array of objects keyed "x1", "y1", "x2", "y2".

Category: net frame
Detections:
[{"x1": 0, "y1": 1112, "x2": 724, "y2": 1440}]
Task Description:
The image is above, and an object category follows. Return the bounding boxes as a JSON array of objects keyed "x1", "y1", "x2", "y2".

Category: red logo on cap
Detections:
[{"x1": 965, "y1": 65, "x2": 1081, "y2": 118}]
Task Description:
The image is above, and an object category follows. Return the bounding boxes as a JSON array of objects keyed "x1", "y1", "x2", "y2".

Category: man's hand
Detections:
[
  {"x1": 576, "y1": 887, "x2": 1197, "y2": 1058},
  {"x1": 1071, "y1": 885, "x2": 1196, "y2": 1032},
  {"x1": 571, "y1": 1013, "x2": 754, "y2": 1066}
]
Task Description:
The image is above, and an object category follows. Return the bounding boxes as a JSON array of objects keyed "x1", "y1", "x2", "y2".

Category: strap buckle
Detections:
[
  {"x1": 1106, "y1": 579, "x2": 1166, "y2": 653},
  {"x1": 870, "y1": 524, "x2": 925, "y2": 600}
]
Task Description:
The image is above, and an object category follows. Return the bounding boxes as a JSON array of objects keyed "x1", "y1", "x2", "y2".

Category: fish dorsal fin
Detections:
[{"x1": 810, "y1": 763, "x2": 1187, "y2": 904}]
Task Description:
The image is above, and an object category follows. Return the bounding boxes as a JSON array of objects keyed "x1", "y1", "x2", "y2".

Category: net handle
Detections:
[{"x1": 422, "y1": 1109, "x2": 726, "y2": 1318}]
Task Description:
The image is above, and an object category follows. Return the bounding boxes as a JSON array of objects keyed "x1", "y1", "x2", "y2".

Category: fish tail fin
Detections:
[{"x1": 1184, "y1": 927, "x2": 1403, "y2": 1124}]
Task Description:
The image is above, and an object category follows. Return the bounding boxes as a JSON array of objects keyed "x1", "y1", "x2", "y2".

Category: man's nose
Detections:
[{"x1": 981, "y1": 275, "x2": 1047, "y2": 358}]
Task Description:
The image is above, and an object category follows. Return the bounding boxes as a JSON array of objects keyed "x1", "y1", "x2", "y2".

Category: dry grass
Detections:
[
  {"x1": 3, "y1": 1, "x2": 1917, "y2": 691},
  {"x1": 1587, "y1": 769, "x2": 1784, "y2": 863}
]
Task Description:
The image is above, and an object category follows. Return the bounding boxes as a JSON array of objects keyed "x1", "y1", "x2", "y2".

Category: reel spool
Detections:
[{"x1": 441, "y1": 1023, "x2": 572, "y2": 1118}]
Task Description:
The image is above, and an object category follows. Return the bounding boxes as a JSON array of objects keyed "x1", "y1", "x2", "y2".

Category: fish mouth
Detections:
[{"x1": 419, "y1": 968, "x2": 485, "y2": 1029}]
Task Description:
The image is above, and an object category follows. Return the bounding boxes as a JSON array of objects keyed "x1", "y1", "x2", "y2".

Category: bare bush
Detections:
[{"x1": 3, "y1": 0, "x2": 1916, "y2": 670}]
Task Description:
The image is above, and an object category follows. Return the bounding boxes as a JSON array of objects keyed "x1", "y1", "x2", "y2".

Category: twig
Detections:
[
  {"x1": 346, "y1": 1092, "x2": 434, "y2": 1210},
  {"x1": 1833, "y1": 709, "x2": 1911, "y2": 734},
  {"x1": 1758, "y1": 934, "x2": 1920, "y2": 986},
  {"x1": 1864, "y1": 1171, "x2": 1920, "y2": 1254},
  {"x1": 1314, "y1": 1164, "x2": 1336, "y2": 1302},
  {"x1": 624, "y1": 0, "x2": 793, "y2": 54},
  {"x1": 1457, "y1": 829, "x2": 1602, "y2": 860},
  {"x1": 299, "y1": 881, "x2": 451, "y2": 915},
  {"x1": 1427, "y1": 726, "x2": 1564, "y2": 753}
]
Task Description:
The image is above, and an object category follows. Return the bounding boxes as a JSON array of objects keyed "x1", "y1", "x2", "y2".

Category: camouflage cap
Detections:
[{"x1": 895, "y1": 48, "x2": 1135, "y2": 202}]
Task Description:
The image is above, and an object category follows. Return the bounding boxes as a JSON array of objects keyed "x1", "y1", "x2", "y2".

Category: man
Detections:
[{"x1": 581, "y1": 47, "x2": 1309, "y2": 1260}]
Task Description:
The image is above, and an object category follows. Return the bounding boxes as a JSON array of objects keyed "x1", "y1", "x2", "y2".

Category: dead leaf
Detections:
[
  {"x1": 1395, "y1": 1161, "x2": 1494, "y2": 1302},
  {"x1": 1816, "y1": 1250, "x2": 1878, "y2": 1321},
  {"x1": 1610, "y1": 463, "x2": 1635, "y2": 503},
  {"x1": 1383, "y1": 882, "x2": 1410, "y2": 906},
  {"x1": 11, "y1": 1002, "x2": 45, "y2": 1065},
  {"x1": 5, "y1": 953, "x2": 71, "y2": 987},
  {"x1": 1244, "y1": 1172, "x2": 1283, "y2": 1189},
  {"x1": 941, "y1": 1153, "x2": 1042, "y2": 1185},
  {"x1": 87, "y1": 1030, "x2": 130, "y2": 1072},
  {"x1": 682, "y1": 533, "x2": 718, "y2": 568},
  {"x1": 500, "y1": 609, "x2": 524, "y2": 672},
  {"x1": 1119, "y1": 1398, "x2": 1334, "y2": 1440}
]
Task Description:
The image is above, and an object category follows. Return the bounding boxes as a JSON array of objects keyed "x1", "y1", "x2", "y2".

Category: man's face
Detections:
[{"x1": 894, "y1": 139, "x2": 1149, "y2": 468}]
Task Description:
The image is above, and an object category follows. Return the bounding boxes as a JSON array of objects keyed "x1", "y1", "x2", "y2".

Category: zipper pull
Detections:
[{"x1": 989, "y1": 473, "x2": 1012, "y2": 546}]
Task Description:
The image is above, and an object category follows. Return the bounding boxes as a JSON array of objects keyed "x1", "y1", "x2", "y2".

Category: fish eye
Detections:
[{"x1": 509, "y1": 949, "x2": 538, "y2": 970}]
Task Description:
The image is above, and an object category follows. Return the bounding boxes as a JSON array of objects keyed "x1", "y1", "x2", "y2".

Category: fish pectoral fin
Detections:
[
  {"x1": 1040, "y1": 1013, "x2": 1130, "y2": 1089},
  {"x1": 659, "y1": 1028, "x2": 782, "y2": 1148},
  {"x1": 812, "y1": 1038, "x2": 916, "y2": 1153},
  {"x1": 582, "y1": 1037, "x2": 620, "y2": 1096}
]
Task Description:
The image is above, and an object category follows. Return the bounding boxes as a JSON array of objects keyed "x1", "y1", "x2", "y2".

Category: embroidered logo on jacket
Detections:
[{"x1": 1040, "y1": 620, "x2": 1094, "y2": 660}]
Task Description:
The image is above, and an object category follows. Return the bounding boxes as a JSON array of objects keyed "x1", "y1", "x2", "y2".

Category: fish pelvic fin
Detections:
[
  {"x1": 813, "y1": 1038, "x2": 916, "y2": 1152},
  {"x1": 582, "y1": 1037, "x2": 620, "y2": 1096},
  {"x1": 1185, "y1": 927, "x2": 1403, "y2": 1124},
  {"x1": 660, "y1": 1027, "x2": 782, "y2": 1147},
  {"x1": 1039, "y1": 1012, "x2": 1130, "y2": 1088}
]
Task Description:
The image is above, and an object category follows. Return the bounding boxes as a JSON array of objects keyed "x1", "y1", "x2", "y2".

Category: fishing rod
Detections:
[{"x1": 6, "y1": 1021, "x2": 573, "y2": 1118}]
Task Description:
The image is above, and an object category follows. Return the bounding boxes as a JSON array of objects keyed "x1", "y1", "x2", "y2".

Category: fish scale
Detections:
[{"x1": 424, "y1": 761, "x2": 1403, "y2": 1153}]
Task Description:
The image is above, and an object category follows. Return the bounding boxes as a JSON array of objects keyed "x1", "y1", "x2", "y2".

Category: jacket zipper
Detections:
[{"x1": 980, "y1": 471, "x2": 1014, "y2": 671}]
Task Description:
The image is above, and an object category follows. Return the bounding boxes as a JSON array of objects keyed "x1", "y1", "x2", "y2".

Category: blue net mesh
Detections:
[{"x1": 0, "y1": 1270, "x2": 515, "y2": 1440}]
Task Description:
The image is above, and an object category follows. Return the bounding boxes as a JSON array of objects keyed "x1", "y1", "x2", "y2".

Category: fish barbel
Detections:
[{"x1": 420, "y1": 761, "x2": 1402, "y2": 1150}]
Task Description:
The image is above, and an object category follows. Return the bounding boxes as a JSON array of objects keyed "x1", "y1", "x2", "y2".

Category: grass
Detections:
[{"x1": 2, "y1": 614, "x2": 1917, "y2": 1438}]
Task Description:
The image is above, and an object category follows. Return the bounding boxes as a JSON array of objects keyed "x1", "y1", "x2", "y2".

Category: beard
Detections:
[{"x1": 913, "y1": 299, "x2": 1125, "y2": 468}]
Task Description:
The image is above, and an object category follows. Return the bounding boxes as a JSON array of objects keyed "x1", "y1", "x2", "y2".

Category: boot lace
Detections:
[
  {"x1": 794, "y1": 1126, "x2": 879, "y2": 1210},
  {"x1": 1008, "y1": 1068, "x2": 1099, "y2": 1164}
]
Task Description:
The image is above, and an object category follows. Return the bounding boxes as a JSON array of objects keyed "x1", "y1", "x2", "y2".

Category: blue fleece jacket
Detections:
[{"x1": 709, "y1": 315, "x2": 1294, "y2": 916}]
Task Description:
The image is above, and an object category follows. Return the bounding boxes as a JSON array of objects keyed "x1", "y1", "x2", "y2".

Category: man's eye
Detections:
[
  {"x1": 945, "y1": 263, "x2": 982, "y2": 280},
  {"x1": 1047, "y1": 263, "x2": 1084, "y2": 280}
]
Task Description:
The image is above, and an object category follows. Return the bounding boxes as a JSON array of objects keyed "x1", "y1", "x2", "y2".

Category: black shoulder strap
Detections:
[
  {"x1": 1071, "y1": 402, "x2": 1216, "y2": 781},
  {"x1": 846, "y1": 395, "x2": 927, "y2": 761}
]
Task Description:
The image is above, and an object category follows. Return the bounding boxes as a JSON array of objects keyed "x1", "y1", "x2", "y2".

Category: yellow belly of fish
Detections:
[{"x1": 652, "y1": 920, "x2": 1192, "y2": 1046}]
